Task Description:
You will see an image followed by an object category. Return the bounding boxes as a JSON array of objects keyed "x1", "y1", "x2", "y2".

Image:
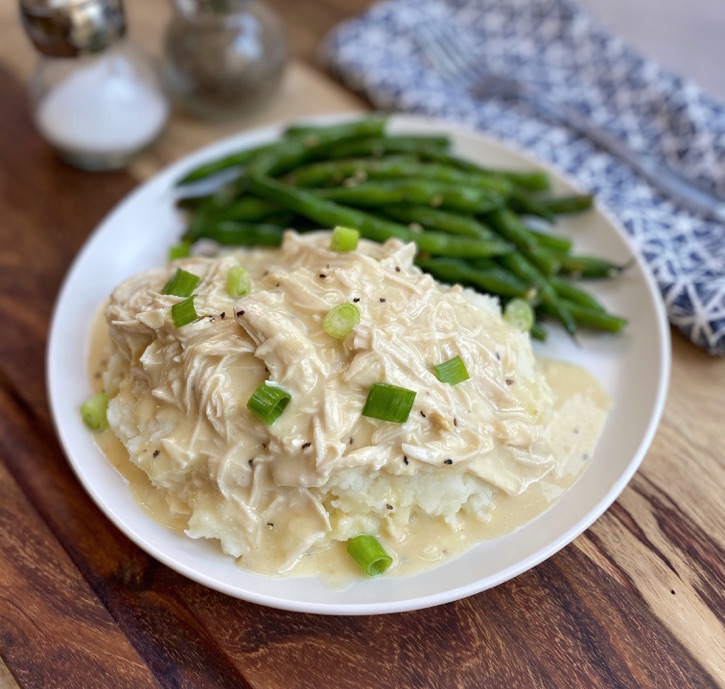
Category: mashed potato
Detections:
[{"x1": 99, "y1": 231, "x2": 607, "y2": 576}]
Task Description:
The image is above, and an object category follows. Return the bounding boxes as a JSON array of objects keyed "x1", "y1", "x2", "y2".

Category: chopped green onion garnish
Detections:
[
  {"x1": 433, "y1": 355, "x2": 470, "y2": 386},
  {"x1": 247, "y1": 382, "x2": 291, "y2": 425},
  {"x1": 226, "y1": 264, "x2": 251, "y2": 298},
  {"x1": 162, "y1": 267, "x2": 200, "y2": 297},
  {"x1": 323, "y1": 303, "x2": 360, "y2": 338},
  {"x1": 168, "y1": 241, "x2": 191, "y2": 261},
  {"x1": 361, "y1": 383, "x2": 416, "y2": 423},
  {"x1": 346, "y1": 534, "x2": 393, "y2": 576},
  {"x1": 81, "y1": 391, "x2": 109, "y2": 432},
  {"x1": 330, "y1": 225, "x2": 360, "y2": 252},
  {"x1": 171, "y1": 295, "x2": 198, "y2": 328},
  {"x1": 503, "y1": 298, "x2": 535, "y2": 333}
]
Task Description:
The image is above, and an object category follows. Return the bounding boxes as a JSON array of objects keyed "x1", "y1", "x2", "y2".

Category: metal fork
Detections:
[{"x1": 416, "y1": 22, "x2": 725, "y2": 223}]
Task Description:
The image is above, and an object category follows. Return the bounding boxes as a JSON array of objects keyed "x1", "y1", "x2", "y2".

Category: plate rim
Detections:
[{"x1": 46, "y1": 112, "x2": 671, "y2": 615}]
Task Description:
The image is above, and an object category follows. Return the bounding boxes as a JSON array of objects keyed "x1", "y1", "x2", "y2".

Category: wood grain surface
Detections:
[{"x1": 0, "y1": 2, "x2": 723, "y2": 688}]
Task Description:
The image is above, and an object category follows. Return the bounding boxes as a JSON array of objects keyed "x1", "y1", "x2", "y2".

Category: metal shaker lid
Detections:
[{"x1": 19, "y1": 0, "x2": 127, "y2": 58}]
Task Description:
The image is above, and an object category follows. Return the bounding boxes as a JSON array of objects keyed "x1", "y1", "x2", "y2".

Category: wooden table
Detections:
[{"x1": 1, "y1": 2, "x2": 723, "y2": 688}]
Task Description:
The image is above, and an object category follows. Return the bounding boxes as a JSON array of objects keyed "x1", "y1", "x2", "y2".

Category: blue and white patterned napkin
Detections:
[{"x1": 322, "y1": 0, "x2": 725, "y2": 355}]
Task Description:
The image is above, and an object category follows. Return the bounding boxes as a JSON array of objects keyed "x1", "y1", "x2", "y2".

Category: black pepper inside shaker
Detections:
[{"x1": 163, "y1": 0, "x2": 288, "y2": 120}]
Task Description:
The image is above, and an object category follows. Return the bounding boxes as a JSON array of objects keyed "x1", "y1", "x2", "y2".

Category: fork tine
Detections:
[{"x1": 417, "y1": 23, "x2": 481, "y2": 84}]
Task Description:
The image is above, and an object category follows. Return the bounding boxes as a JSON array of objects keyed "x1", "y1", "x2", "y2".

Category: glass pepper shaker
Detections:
[
  {"x1": 163, "y1": 0, "x2": 288, "y2": 121},
  {"x1": 19, "y1": 0, "x2": 170, "y2": 171}
]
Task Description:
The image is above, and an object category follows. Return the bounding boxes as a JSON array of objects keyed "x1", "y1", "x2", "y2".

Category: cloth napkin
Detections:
[{"x1": 322, "y1": 0, "x2": 725, "y2": 356}]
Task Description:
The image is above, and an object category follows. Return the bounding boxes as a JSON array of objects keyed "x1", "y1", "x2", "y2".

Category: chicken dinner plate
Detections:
[{"x1": 47, "y1": 114, "x2": 670, "y2": 615}]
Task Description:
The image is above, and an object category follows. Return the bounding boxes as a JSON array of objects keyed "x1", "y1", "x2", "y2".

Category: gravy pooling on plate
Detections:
[{"x1": 88, "y1": 231, "x2": 610, "y2": 582}]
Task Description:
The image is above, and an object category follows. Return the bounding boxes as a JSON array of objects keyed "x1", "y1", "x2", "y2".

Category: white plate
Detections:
[{"x1": 47, "y1": 114, "x2": 670, "y2": 615}]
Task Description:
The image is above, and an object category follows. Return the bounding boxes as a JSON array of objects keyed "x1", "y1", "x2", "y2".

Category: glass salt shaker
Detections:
[
  {"x1": 20, "y1": 0, "x2": 170, "y2": 171},
  {"x1": 163, "y1": 0, "x2": 288, "y2": 121}
]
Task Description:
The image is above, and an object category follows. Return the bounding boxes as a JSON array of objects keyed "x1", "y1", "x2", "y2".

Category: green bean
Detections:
[
  {"x1": 181, "y1": 117, "x2": 390, "y2": 185},
  {"x1": 176, "y1": 194, "x2": 212, "y2": 211},
  {"x1": 558, "y1": 254, "x2": 631, "y2": 279},
  {"x1": 416, "y1": 257, "x2": 533, "y2": 298},
  {"x1": 210, "y1": 197, "x2": 281, "y2": 221},
  {"x1": 508, "y1": 189, "x2": 556, "y2": 222},
  {"x1": 283, "y1": 116, "x2": 388, "y2": 140},
  {"x1": 176, "y1": 143, "x2": 275, "y2": 186},
  {"x1": 324, "y1": 135, "x2": 451, "y2": 160},
  {"x1": 284, "y1": 156, "x2": 416, "y2": 188},
  {"x1": 530, "y1": 321, "x2": 548, "y2": 341},
  {"x1": 246, "y1": 173, "x2": 409, "y2": 241},
  {"x1": 542, "y1": 299, "x2": 628, "y2": 333},
  {"x1": 185, "y1": 221, "x2": 287, "y2": 246},
  {"x1": 538, "y1": 194, "x2": 594, "y2": 215},
  {"x1": 548, "y1": 274, "x2": 607, "y2": 313},
  {"x1": 427, "y1": 154, "x2": 551, "y2": 191},
  {"x1": 246, "y1": 174, "x2": 512, "y2": 257},
  {"x1": 494, "y1": 253, "x2": 577, "y2": 335},
  {"x1": 382, "y1": 205, "x2": 496, "y2": 240},
  {"x1": 183, "y1": 193, "x2": 287, "y2": 241},
  {"x1": 486, "y1": 208, "x2": 561, "y2": 275},
  {"x1": 412, "y1": 233, "x2": 512, "y2": 259},
  {"x1": 312, "y1": 181, "x2": 506, "y2": 214},
  {"x1": 525, "y1": 228, "x2": 574, "y2": 254},
  {"x1": 286, "y1": 156, "x2": 513, "y2": 195}
]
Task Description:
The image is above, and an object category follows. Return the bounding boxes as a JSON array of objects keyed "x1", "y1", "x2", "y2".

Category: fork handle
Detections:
[{"x1": 528, "y1": 91, "x2": 725, "y2": 223}]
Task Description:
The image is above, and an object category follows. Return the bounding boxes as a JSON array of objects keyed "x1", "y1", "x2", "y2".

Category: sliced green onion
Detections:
[
  {"x1": 433, "y1": 355, "x2": 470, "y2": 386},
  {"x1": 81, "y1": 391, "x2": 109, "y2": 432},
  {"x1": 346, "y1": 534, "x2": 393, "y2": 576},
  {"x1": 323, "y1": 303, "x2": 360, "y2": 338},
  {"x1": 247, "y1": 382, "x2": 291, "y2": 425},
  {"x1": 362, "y1": 383, "x2": 416, "y2": 423},
  {"x1": 171, "y1": 295, "x2": 198, "y2": 328},
  {"x1": 168, "y1": 241, "x2": 191, "y2": 261},
  {"x1": 226, "y1": 264, "x2": 251, "y2": 298},
  {"x1": 330, "y1": 225, "x2": 360, "y2": 252},
  {"x1": 162, "y1": 267, "x2": 200, "y2": 297},
  {"x1": 503, "y1": 298, "x2": 535, "y2": 333}
]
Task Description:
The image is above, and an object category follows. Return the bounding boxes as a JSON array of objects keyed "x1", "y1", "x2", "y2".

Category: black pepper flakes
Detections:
[
  {"x1": 348, "y1": 437, "x2": 354, "y2": 445},
  {"x1": 220, "y1": 312, "x2": 226, "y2": 320},
  {"x1": 236, "y1": 310, "x2": 245, "y2": 317},
  {"x1": 420, "y1": 411, "x2": 427, "y2": 418},
  {"x1": 386, "y1": 504, "x2": 393, "y2": 510},
  {"x1": 301, "y1": 442, "x2": 312, "y2": 450},
  {"x1": 248, "y1": 458, "x2": 255, "y2": 467},
  {"x1": 319, "y1": 273, "x2": 327, "y2": 279},
  {"x1": 395, "y1": 266, "x2": 401, "y2": 272},
  {"x1": 267, "y1": 522, "x2": 274, "y2": 528},
  {"x1": 444, "y1": 458, "x2": 453, "y2": 465},
  {"x1": 353, "y1": 297, "x2": 360, "y2": 303},
  {"x1": 403, "y1": 456, "x2": 409, "y2": 465},
  {"x1": 453, "y1": 417, "x2": 458, "y2": 427},
  {"x1": 379, "y1": 297, "x2": 386, "y2": 303},
  {"x1": 152, "y1": 450, "x2": 160, "y2": 458},
  {"x1": 505, "y1": 378, "x2": 514, "y2": 386}
]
